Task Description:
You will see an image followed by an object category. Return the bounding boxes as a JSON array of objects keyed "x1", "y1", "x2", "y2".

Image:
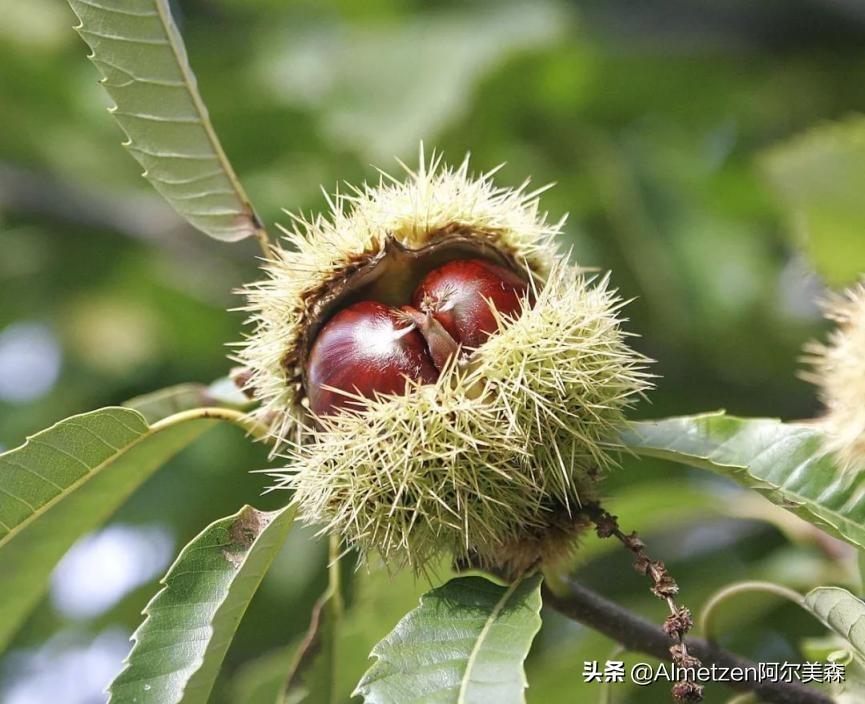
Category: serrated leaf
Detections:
[
  {"x1": 238, "y1": 557, "x2": 451, "y2": 704},
  {"x1": 225, "y1": 555, "x2": 448, "y2": 704},
  {"x1": 110, "y1": 504, "x2": 296, "y2": 704},
  {"x1": 762, "y1": 117, "x2": 865, "y2": 285},
  {"x1": 125, "y1": 377, "x2": 252, "y2": 424},
  {"x1": 66, "y1": 0, "x2": 261, "y2": 242},
  {"x1": 0, "y1": 407, "x2": 215, "y2": 651},
  {"x1": 338, "y1": 559, "x2": 455, "y2": 699},
  {"x1": 621, "y1": 412, "x2": 865, "y2": 550},
  {"x1": 804, "y1": 587, "x2": 865, "y2": 661},
  {"x1": 355, "y1": 574, "x2": 543, "y2": 704}
]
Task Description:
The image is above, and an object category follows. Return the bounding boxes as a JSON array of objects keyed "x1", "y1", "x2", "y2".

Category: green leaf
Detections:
[
  {"x1": 125, "y1": 378, "x2": 252, "y2": 424},
  {"x1": 227, "y1": 557, "x2": 451, "y2": 704},
  {"x1": 0, "y1": 407, "x2": 214, "y2": 651},
  {"x1": 621, "y1": 412, "x2": 865, "y2": 550},
  {"x1": 804, "y1": 587, "x2": 865, "y2": 661},
  {"x1": 762, "y1": 117, "x2": 865, "y2": 285},
  {"x1": 110, "y1": 504, "x2": 296, "y2": 704},
  {"x1": 338, "y1": 558, "x2": 455, "y2": 699},
  {"x1": 66, "y1": 0, "x2": 261, "y2": 242},
  {"x1": 355, "y1": 574, "x2": 543, "y2": 704}
]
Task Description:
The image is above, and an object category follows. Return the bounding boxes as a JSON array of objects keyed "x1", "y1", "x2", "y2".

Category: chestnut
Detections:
[
  {"x1": 306, "y1": 301, "x2": 438, "y2": 416},
  {"x1": 305, "y1": 258, "x2": 531, "y2": 415},
  {"x1": 412, "y1": 258, "x2": 529, "y2": 349}
]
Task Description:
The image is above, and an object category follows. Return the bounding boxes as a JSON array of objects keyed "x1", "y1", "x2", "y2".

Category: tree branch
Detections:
[
  {"x1": 542, "y1": 578, "x2": 832, "y2": 704},
  {"x1": 583, "y1": 500, "x2": 703, "y2": 701}
]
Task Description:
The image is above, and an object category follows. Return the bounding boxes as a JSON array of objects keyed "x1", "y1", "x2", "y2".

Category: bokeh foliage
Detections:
[{"x1": 1, "y1": 1, "x2": 865, "y2": 702}]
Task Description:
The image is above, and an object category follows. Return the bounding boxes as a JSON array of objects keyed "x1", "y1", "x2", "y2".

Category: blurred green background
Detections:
[{"x1": 1, "y1": 0, "x2": 864, "y2": 702}]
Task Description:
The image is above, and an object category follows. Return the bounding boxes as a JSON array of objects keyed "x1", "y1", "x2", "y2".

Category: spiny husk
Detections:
[
  {"x1": 264, "y1": 261, "x2": 652, "y2": 572},
  {"x1": 802, "y1": 278, "x2": 865, "y2": 471},
  {"x1": 239, "y1": 152, "x2": 651, "y2": 572},
  {"x1": 236, "y1": 151, "x2": 563, "y2": 445}
]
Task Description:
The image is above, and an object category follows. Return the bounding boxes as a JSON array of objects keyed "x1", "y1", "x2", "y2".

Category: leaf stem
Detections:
[
  {"x1": 700, "y1": 581, "x2": 805, "y2": 644},
  {"x1": 254, "y1": 224, "x2": 272, "y2": 260},
  {"x1": 151, "y1": 406, "x2": 270, "y2": 442}
]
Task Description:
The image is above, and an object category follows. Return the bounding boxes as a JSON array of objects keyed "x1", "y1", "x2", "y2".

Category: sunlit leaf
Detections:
[
  {"x1": 0, "y1": 407, "x2": 215, "y2": 651},
  {"x1": 355, "y1": 574, "x2": 543, "y2": 704},
  {"x1": 621, "y1": 413, "x2": 865, "y2": 549},
  {"x1": 109, "y1": 504, "x2": 296, "y2": 704},
  {"x1": 762, "y1": 117, "x2": 865, "y2": 285},
  {"x1": 66, "y1": 0, "x2": 262, "y2": 242}
]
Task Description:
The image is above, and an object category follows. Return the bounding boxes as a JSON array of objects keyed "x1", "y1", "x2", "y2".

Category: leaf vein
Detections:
[
  {"x1": 78, "y1": 29, "x2": 170, "y2": 46},
  {"x1": 73, "y1": 0, "x2": 160, "y2": 17}
]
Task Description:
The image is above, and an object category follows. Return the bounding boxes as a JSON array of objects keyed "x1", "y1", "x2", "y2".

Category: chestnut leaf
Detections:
[
  {"x1": 621, "y1": 412, "x2": 865, "y2": 550},
  {"x1": 0, "y1": 406, "x2": 215, "y2": 652},
  {"x1": 109, "y1": 504, "x2": 296, "y2": 704},
  {"x1": 355, "y1": 574, "x2": 543, "y2": 704},
  {"x1": 66, "y1": 0, "x2": 263, "y2": 243}
]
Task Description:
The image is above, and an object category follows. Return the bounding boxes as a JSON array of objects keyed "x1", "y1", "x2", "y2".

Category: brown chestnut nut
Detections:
[
  {"x1": 306, "y1": 301, "x2": 438, "y2": 416},
  {"x1": 412, "y1": 258, "x2": 529, "y2": 349}
]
